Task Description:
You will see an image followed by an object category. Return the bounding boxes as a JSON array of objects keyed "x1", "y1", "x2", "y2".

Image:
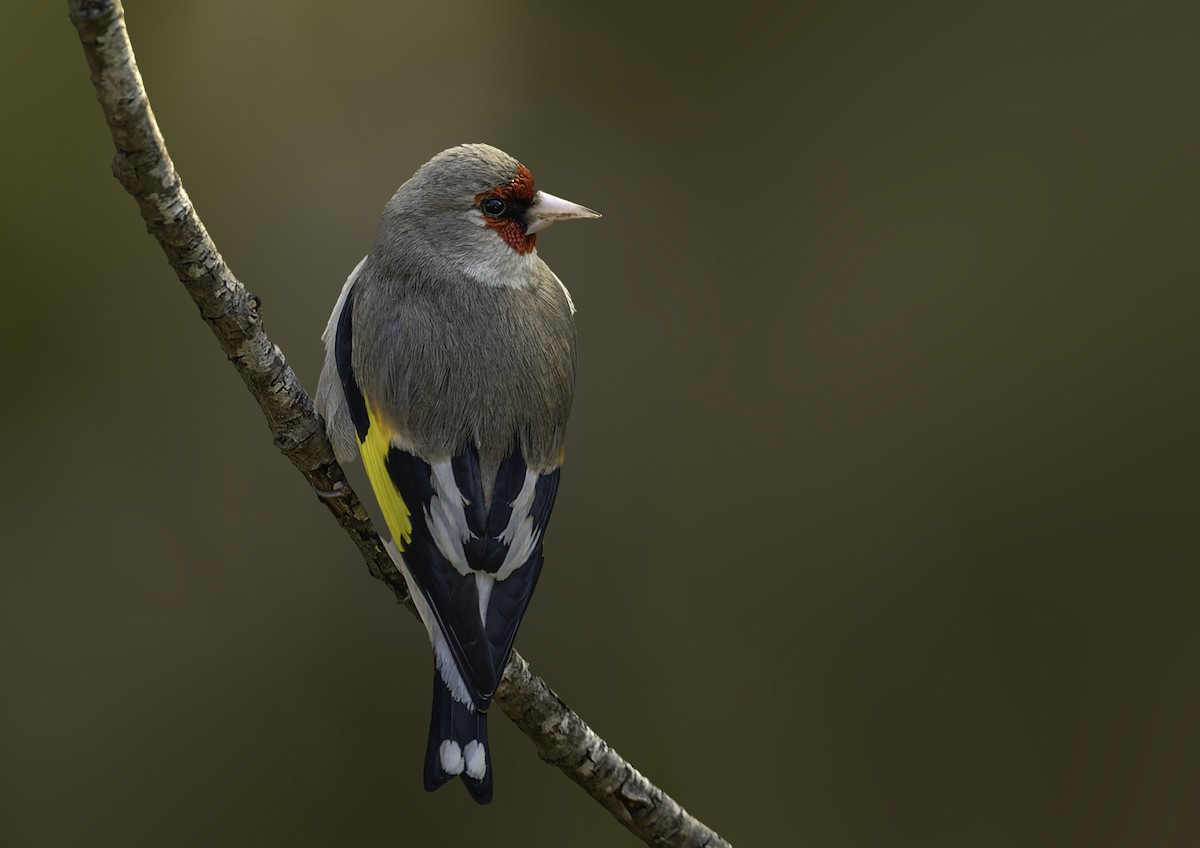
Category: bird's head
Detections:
[{"x1": 377, "y1": 143, "x2": 599, "y2": 287}]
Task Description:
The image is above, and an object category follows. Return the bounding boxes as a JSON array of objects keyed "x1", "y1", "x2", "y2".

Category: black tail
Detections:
[{"x1": 423, "y1": 670, "x2": 493, "y2": 804}]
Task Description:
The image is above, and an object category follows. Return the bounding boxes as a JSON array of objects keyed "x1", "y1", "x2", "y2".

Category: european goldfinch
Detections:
[{"x1": 316, "y1": 144, "x2": 599, "y2": 803}]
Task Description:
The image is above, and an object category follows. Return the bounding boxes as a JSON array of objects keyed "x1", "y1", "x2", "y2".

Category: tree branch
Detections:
[{"x1": 67, "y1": 2, "x2": 730, "y2": 846}]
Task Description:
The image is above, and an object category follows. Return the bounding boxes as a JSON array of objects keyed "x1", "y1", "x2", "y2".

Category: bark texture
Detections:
[{"x1": 67, "y1": 3, "x2": 731, "y2": 846}]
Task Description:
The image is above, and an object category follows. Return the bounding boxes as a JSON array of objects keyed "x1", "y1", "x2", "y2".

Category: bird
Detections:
[{"x1": 315, "y1": 143, "x2": 599, "y2": 804}]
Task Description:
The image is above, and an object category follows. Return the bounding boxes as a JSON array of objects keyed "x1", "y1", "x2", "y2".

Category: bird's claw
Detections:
[{"x1": 313, "y1": 480, "x2": 348, "y2": 500}]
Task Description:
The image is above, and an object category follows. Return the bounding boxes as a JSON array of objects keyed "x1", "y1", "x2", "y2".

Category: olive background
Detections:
[{"x1": 3, "y1": 2, "x2": 1198, "y2": 846}]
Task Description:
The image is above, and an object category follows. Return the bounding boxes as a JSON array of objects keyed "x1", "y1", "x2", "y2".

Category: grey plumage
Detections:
[
  {"x1": 318, "y1": 144, "x2": 577, "y2": 484},
  {"x1": 353, "y1": 252, "x2": 575, "y2": 475}
]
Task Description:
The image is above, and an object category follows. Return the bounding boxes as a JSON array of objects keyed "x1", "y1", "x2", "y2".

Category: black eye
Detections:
[{"x1": 481, "y1": 196, "x2": 507, "y2": 218}]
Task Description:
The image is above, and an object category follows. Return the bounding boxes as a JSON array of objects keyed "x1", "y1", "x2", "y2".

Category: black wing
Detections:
[{"x1": 390, "y1": 442, "x2": 560, "y2": 710}]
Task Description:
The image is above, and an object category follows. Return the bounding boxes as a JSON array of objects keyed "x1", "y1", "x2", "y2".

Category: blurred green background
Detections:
[{"x1": 3, "y1": 1, "x2": 1198, "y2": 845}]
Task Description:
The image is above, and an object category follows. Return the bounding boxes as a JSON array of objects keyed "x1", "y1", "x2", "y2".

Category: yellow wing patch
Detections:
[{"x1": 359, "y1": 396, "x2": 413, "y2": 550}]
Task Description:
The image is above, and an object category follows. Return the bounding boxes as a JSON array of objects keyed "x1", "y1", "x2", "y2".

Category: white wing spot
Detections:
[
  {"x1": 439, "y1": 740, "x2": 465, "y2": 776},
  {"x1": 463, "y1": 740, "x2": 487, "y2": 780},
  {"x1": 433, "y1": 626, "x2": 475, "y2": 708},
  {"x1": 476, "y1": 573, "x2": 495, "y2": 627},
  {"x1": 496, "y1": 470, "x2": 542, "y2": 580},
  {"x1": 427, "y1": 459, "x2": 473, "y2": 576}
]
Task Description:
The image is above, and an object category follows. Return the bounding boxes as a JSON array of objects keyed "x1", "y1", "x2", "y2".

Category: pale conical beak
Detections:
[{"x1": 525, "y1": 190, "x2": 601, "y2": 234}]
